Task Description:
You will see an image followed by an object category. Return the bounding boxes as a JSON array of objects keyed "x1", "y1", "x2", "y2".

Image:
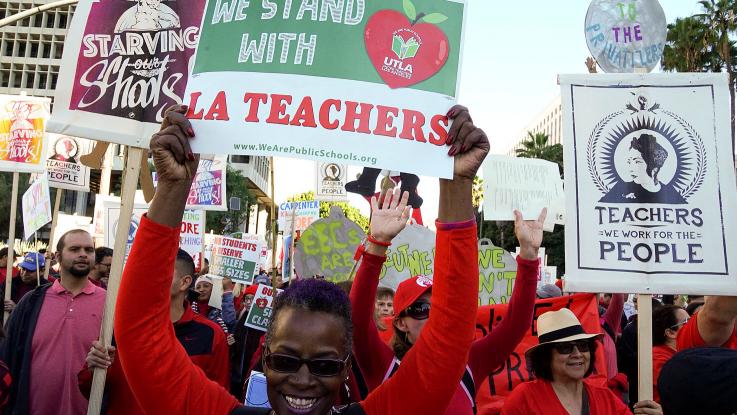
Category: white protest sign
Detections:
[
  {"x1": 48, "y1": 0, "x2": 206, "y2": 147},
  {"x1": 53, "y1": 213, "x2": 94, "y2": 250},
  {"x1": 561, "y1": 73, "x2": 737, "y2": 295},
  {"x1": 316, "y1": 162, "x2": 349, "y2": 202},
  {"x1": 483, "y1": 155, "x2": 563, "y2": 230},
  {"x1": 180, "y1": 210, "x2": 206, "y2": 269},
  {"x1": 278, "y1": 201, "x2": 320, "y2": 233},
  {"x1": 244, "y1": 284, "x2": 282, "y2": 332},
  {"x1": 209, "y1": 235, "x2": 262, "y2": 284},
  {"x1": 584, "y1": 0, "x2": 666, "y2": 73},
  {"x1": 102, "y1": 197, "x2": 149, "y2": 260},
  {"x1": 21, "y1": 176, "x2": 52, "y2": 240},
  {"x1": 184, "y1": 0, "x2": 466, "y2": 178},
  {"x1": 45, "y1": 134, "x2": 92, "y2": 192},
  {"x1": 0, "y1": 95, "x2": 50, "y2": 173}
]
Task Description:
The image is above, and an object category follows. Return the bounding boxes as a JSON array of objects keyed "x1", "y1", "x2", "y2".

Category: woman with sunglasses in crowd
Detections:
[
  {"x1": 651, "y1": 305, "x2": 689, "y2": 403},
  {"x1": 113, "y1": 104, "x2": 488, "y2": 415},
  {"x1": 502, "y1": 309, "x2": 663, "y2": 415},
  {"x1": 349, "y1": 139, "x2": 544, "y2": 414}
]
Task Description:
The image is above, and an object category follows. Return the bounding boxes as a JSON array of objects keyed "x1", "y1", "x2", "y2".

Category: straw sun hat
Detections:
[{"x1": 525, "y1": 308, "x2": 603, "y2": 358}]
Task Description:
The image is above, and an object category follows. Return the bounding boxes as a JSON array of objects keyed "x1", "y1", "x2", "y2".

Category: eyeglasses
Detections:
[
  {"x1": 669, "y1": 317, "x2": 690, "y2": 331},
  {"x1": 403, "y1": 301, "x2": 431, "y2": 320},
  {"x1": 263, "y1": 350, "x2": 350, "y2": 377},
  {"x1": 553, "y1": 340, "x2": 591, "y2": 355}
]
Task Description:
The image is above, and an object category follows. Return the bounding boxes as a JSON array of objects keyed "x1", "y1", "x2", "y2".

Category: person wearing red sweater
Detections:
[
  {"x1": 350, "y1": 196, "x2": 543, "y2": 414},
  {"x1": 78, "y1": 249, "x2": 229, "y2": 414},
  {"x1": 113, "y1": 104, "x2": 488, "y2": 414},
  {"x1": 677, "y1": 295, "x2": 737, "y2": 350},
  {"x1": 651, "y1": 305, "x2": 689, "y2": 403},
  {"x1": 502, "y1": 309, "x2": 662, "y2": 415}
]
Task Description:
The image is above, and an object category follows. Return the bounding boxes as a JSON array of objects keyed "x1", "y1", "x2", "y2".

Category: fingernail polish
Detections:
[
  {"x1": 187, "y1": 128, "x2": 195, "y2": 137},
  {"x1": 187, "y1": 152, "x2": 195, "y2": 161},
  {"x1": 447, "y1": 109, "x2": 456, "y2": 118},
  {"x1": 182, "y1": 105, "x2": 189, "y2": 112},
  {"x1": 446, "y1": 134, "x2": 454, "y2": 145}
]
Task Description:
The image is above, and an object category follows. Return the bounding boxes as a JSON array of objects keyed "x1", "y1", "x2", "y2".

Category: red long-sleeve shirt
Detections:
[
  {"x1": 501, "y1": 379, "x2": 631, "y2": 415},
  {"x1": 350, "y1": 250, "x2": 539, "y2": 415},
  {"x1": 115, "y1": 215, "x2": 479, "y2": 415}
]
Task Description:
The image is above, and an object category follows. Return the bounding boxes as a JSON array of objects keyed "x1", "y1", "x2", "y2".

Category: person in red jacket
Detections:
[
  {"x1": 113, "y1": 104, "x2": 488, "y2": 414},
  {"x1": 78, "y1": 249, "x2": 230, "y2": 414},
  {"x1": 350, "y1": 191, "x2": 544, "y2": 414},
  {"x1": 651, "y1": 305, "x2": 689, "y2": 403},
  {"x1": 502, "y1": 309, "x2": 662, "y2": 415}
]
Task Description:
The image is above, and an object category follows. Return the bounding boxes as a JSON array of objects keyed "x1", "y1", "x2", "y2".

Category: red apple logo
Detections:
[
  {"x1": 364, "y1": 1, "x2": 450, "y2": 89},
  {"x1": 255, "y1": 298, "x2": 268, "y2": 309}
]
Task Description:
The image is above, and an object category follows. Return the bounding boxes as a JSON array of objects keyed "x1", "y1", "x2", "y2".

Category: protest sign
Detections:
[
  {"x1": 316, "y1": 162, "x2": 349, "y2": 202},
  {"x1": 483, "y1": 155, "x2": 563, "y2": 230},
  {"x1": 0, "y1": 95, "x2": 50, "y2": 173},
  {"x1": 561, "y1": 73, "x2": 737, "y2": 295},
  {"x1": 478, "y1": 239, "x2": 518, "y2": 306},
  {"x1": 278, "y1": 201, "x2": 320, "y2": 232},
  {"x1": 180, "y1": 210, "x2": 206, "y2": 270},
  {"x1": 244, "y1": 284, "x2": 282, "y2": 331},
  {"x1": 379, "y1": 222, "x2": 436, "y2": 289},
  {"x1": 52, "y1": 213, "x2": 94, "y2": 250},
  {"x1": 48, "y1": 0, "x2": 206, "y2": 147},
  {"x1": 102, "y1": 197, "x2": 149, "y2": 261},
  {"x1": 209, "y1": 235, "x2": 261, "y2": 284},
  {"x1": 475, "y1": 294, "x2": 607, "y2": 413},
  {"x1": 584, "y1": 0, "x2": 666, "y2": 73},
  {"x1": 21, "y1": 176, "x2": 52, "y2": 240},
  {"x1": 45, "y1": 134, "x2": 92, "y2": 192},
  {"x1": 294, "y1": 207, "x2": 366, "y2": 282},
  {"x1": 155, "y1": 156, "x2": 229, "y2": 211},
  {"x1": 184, "y1": 0, "x2": 466, "y2": 178}
]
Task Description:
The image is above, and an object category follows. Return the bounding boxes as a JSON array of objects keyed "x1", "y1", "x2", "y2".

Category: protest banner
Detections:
[
  {"x1": 561, "y1": 73, "x2": 737, "y2": 295},
  {"x1": 244, "y1": 284, "x2": 282, "y2": 331},
  {"x1": 45, "y1": 134, "x2": 92, "y2": 192},
  {"x1": 379, "y1": 221, "x2": 435, "y2": 289},
  {"x1": 154, "y1": 155, "x2": 228, "y2": 211},
  {"x1": 294, "y1": 206, "x2": 366, "y2": 282},
  {"x1": 478, "y1": 239, "x2": 518, "y2": 306},
  {"x1": 21, "y1": 176, "x2": 52, "y2": 241},
  {"x1": 584, "y1": 0, "x2": 666, "y2": 73},
  {"x1": 209, "y1": 234, "x2": 262, "y2": 284},
  {"x1": 278, "y1": 200, "x2": 320, "y2": 232},
  {"x1": 180, "y1": 210, "x2": 206, "y2": 270},
  {"x1": 482, "y1": 155, "x2": 563, "y2": 230},
  {"x1": 48, "y1": 0, "x2": 206, "y2": 147},
  {"x1": 184, "y1": 0, "x2": 466, "y2": 178},
  {"x1": 0, "y1": 94, "x2": 51, "y2": 173},
  {"x1": 316, "y1": 162, "x2": 349, "y2": 202},
  {"x1": 474, "y1": 294, "x2": 607, "y2": 413}
]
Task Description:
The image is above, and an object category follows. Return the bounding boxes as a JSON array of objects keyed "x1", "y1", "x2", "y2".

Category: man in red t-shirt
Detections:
[{"x1": 677, "y1": 296, "x2": 737, "y2": 350}]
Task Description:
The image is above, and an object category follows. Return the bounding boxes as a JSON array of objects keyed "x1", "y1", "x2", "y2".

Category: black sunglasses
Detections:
[
  {"x1": 403, "y1": 301, "x2": 431, "y2": 320},
  {"x1": 553, "y1": 340, "x2": 592, "y2": 355},
  {"x1": 263, "y1": 351, "x2": 350, "y2": 377}
]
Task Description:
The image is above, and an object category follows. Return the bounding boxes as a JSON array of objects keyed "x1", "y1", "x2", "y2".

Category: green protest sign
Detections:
[
  {"x1": 478, "y1": 238, "x2": 518, "y2": 305},
  {"x1": 209, "y1": 235, "x2": 261, "y2": 284},
  {"x1": 244, "y1": 284, "x2": 282, "y2": 331},
  {"x1": 294, "y1": 206, "x2": 366, "y2": 282}
]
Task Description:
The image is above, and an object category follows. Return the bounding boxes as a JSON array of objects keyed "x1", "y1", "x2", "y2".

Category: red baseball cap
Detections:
[
  {"x1": 393, "y1": 275, "x2": 433, "y2": 316},
  {"x1": 244, "y1": 284, "x2": 259, "y2": 296}
]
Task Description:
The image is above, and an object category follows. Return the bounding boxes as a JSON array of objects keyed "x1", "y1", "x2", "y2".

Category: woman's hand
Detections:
[
  {"x1": 633, "y1": 400, "x2": 662, "y2": 414},
  {"x1": 369, "y1": 188, "x2": 411, "y2": 244},
  {"x1": 151, "y1": 105, "x2": 199, "y2": 186},
  {"x1": 446, "y1": 105, "x2": 490, "y2": 180},
  {"x1": 514, "y1": 209, "x2": 546, "y2": 261}
]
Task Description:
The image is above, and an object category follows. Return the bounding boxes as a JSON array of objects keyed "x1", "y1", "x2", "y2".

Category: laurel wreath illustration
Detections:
[
  {"x1": 661, "y1": 110, "x2": 707, "y2": 199},
  {"x1": 587, "y1": 111, "x2": 623, "y2": 194}
]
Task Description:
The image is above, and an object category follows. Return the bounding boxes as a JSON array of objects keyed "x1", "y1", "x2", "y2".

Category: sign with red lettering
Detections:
[
  {"x1": 209, "y1": 234, "x2": 262, "y2": 284},
  {"x1": 180, "y1": 210, "x2": 206, "y2": 270},
  {"x1": 48, "y1": 0, "x2": 206, "y2": 147},
  {"x1": 184, "y1": 0, "x2": 466, "y2": 178},
  {"x1": 21, "y1": 176, "x2": 52, "y2": 240},
  {"x1": 475, "y1": 294, "x2": 608, "y2": 413},
  {"x1": 0, "y1": 95, "x2": 50, "y2": 173},
  {"x1": 561, "y1": 74, "x2": 737, "y2": 295},
  {"x1": 244, "y1": 284, "x2": 282, "y2": 332}
]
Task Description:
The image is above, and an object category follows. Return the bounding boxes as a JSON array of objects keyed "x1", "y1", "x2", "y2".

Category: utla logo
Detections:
[{"x1": 365, "y1": 0, "x2": 449, "y2": 89}]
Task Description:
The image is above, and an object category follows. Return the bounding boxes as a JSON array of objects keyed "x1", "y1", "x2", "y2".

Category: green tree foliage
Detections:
[
  {"x1": 288, "y1": 191, "x2": 369, "y2": 231},
  {"x1": 205, "y1": 165, "x2": 258, "y2": 234}
]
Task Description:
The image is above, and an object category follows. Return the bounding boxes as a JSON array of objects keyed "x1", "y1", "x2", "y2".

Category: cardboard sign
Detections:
[
  {"x1": 48, "y1": 0, "x2": 206, "y2": 147},
  {"x1": 180, "y1": 210, "x2": 206, "y2": 269},
  {"x1": 209, "y1": 235, "x2": 261, "y2": 284},
  {"x1": 379, "y1": 222, "x2": 436, "y2": 289},
  {"x1": 316, "y1": 162, "x2": 349, "y2": 202},
  {"x1": 475, "y1": 294, "x2": 607, "y2": 413},
  {"x1": 184, "y1": 0, "x2": 466, "y2": 178},
  {"x1": 21, "y1": 176, "x2": 52, "y2": 240},
  {"x1": 585, "y1": 0, "x2": 666, "y2": 73},
  {"x1": 45, "y1": 134, "x2": 92, "y2": 192},
  {"x1": 53, "y1": 213, "x2": 93, "y2": 250},
  {"x1": 294, "y1": 206, "x2": 366, "y2": 282},
  {"x1": 478, "y1": 239, "x2": 518, "y2": 306},
  {"x1": 561, "y1": 73, "x2": 737, "y2": 295},
  {"x1": 244, "y1": 284, "x2": 282, "y2": 331},
  {"x1": 483, "y1": 155, "x2": 564, "y2": 230},
  {"x1": 0, "y1": 95, "x2": 50, "y2": 173},
  {"x1": 102, "y1": 197, "x2": 149, "y2": 260},
  {"x1": 278, "y1": 201, "x2": 320, "y2": 232}
]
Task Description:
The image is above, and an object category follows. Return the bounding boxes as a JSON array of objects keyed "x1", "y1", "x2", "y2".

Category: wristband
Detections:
[
  {"x1": 435, "y1": 218, "x2": 476, "y2": 231},
  {"x1": 367, "y1": 235, "x2": 392, "y2": 247}
]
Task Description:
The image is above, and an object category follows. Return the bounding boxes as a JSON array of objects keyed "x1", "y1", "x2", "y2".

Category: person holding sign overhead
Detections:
[{"x1": 113, "y1": 103, "x2": 488, "y2": 414}]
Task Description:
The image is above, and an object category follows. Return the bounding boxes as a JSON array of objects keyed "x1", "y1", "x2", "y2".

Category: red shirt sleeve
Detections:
[
  {"x1": 115, "y1": 215, "x2": 240, "y2": 414},
  {"x1": 349, "y1": 253, "x2": 396, "y2": 391},
  {"x1": 360, "y1": 223, "x2": 478, "y2": 414},
  {"x1": 676, "y1": 311, "x2": 737, "y2": 350},
  {"x1": 602, "y1": 294, "x2": 625, "y2": 336},
  {"x1": 468, "y1": 256, "x2": 539, "y2": 386}
]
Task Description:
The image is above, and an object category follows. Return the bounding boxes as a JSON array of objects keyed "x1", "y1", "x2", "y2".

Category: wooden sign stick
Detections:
[
  {"x1": 4, "y1": 172, "x2": 19, "y2": 324},
  {"x1": 200, "y1": 211, "x2": 207, "y2": 273},
  {"x1": 637, "y1": 293, "x2": 654, "y2": 401},
  {"x1": 87, "y1": 147, "x2": 144, "y2": 415},
  {"x1": 44, "y1": 188, "x2": 63, "y2": 280}
]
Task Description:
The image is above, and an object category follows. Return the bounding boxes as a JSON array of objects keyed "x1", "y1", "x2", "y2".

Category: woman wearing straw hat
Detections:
[{"x1": 502, "y1": 308, "x2": 663, "y2": 415}]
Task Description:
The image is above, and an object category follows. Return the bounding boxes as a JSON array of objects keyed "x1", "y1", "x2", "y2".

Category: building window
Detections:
[{"x1": 231, "y1": 155, "x2": 251, "y2": 164}]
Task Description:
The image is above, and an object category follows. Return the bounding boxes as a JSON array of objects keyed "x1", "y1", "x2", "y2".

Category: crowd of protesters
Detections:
[{"x1": 0, "y1": 105, "x2": 732, "y2": 415}]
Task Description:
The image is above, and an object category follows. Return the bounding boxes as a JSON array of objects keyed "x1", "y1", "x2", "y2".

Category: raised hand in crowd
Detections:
[
  {"x1": 86, "y1": 340, "x2": 115, "y2": 370},
  {"x1": 365, "y1": 188, "x2": 411, "y2": 255},
  {"x1": 514, "y1": 208, "x2": 546, "y2": 260}
]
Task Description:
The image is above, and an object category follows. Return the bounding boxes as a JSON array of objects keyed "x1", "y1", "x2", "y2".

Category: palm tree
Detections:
[
  {"x1": 662, "y1": 17, "x2": 714, "y2": 72},
  {"x1": 515, "y1": 132, "x2": 551, "y2": 159}
]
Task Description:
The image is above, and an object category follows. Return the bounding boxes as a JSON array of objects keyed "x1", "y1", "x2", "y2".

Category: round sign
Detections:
[{"x1": 584, "y1": 0, "x2": 666, "y2": 73}]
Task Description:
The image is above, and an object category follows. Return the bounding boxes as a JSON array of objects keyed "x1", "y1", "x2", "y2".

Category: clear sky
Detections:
[{"x1": 274, "y1": 1, "x2": 707, "y2": 224}]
